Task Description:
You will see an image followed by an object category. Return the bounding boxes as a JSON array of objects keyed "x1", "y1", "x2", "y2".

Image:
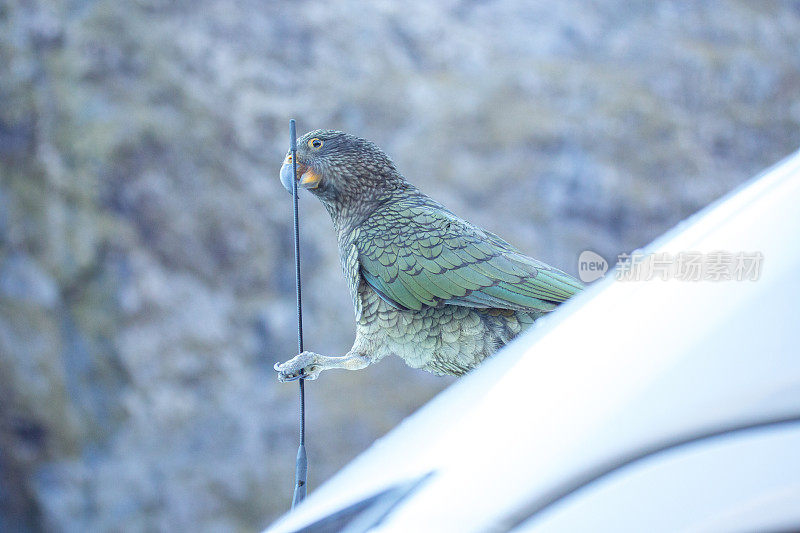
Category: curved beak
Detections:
[
  {"x1": 279, "y1": 159, "x2": 294, "y2": 192},
  {"x1": 280, "y1": 155, "x2": 322, "y2": 193}
]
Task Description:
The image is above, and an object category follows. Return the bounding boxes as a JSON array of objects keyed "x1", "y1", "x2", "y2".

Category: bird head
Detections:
[{"x1": 280, "y1": 130, "x2": 404, "y2": 206}]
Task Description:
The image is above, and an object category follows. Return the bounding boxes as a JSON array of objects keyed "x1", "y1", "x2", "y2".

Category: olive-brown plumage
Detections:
[{"x1": 274, "y1": 130, "x2": 583, "y2": 381}]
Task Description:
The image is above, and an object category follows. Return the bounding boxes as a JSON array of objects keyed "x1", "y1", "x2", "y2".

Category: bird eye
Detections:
[{"x1": 308, "y1": 138, "x2": 323, "y2": 150}]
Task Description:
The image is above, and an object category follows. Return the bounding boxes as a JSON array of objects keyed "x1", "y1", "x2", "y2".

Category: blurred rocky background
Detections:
[{"x1": 1, "y1": 0, "x2": 798, "y2": 530}]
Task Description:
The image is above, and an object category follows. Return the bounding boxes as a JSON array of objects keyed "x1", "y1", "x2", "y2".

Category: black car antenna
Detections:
[{"x1": 288, "y1": 118, "x2": 307, "y2": 509}]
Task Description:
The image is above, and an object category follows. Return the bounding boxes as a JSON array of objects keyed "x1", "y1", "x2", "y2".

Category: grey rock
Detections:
[{"x1": 0, "y1": 254, "x2": 59, "y2": 309}]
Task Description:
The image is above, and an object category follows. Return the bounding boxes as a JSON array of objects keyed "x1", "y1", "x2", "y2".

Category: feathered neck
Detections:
[{"x1": 322, "y1": 176, "x2": 416, "y2": 236}]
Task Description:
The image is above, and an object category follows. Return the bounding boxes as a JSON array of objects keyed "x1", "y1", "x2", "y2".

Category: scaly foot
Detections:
[{"x1": 274, "y1": 351, "x2": 323, "y2": 382}]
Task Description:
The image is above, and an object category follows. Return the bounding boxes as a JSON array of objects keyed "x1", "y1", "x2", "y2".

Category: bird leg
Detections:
[{"x1": 274, "y1": 350, "x2": 371, "y2": 382}]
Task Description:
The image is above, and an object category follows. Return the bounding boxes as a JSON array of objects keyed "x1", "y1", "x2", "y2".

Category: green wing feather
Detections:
[{"x1": 356, "y1": 199, "x2": 584, "y2": 312}]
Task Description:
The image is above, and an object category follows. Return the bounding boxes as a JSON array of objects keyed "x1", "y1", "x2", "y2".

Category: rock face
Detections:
[{"x1": 1, "y1": 0, "x2": 798, "y2": 530}]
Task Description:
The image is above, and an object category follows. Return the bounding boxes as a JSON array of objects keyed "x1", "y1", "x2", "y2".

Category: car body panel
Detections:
[{"x1": 266, "y1": 150, "x2": 800, "y2": 533}]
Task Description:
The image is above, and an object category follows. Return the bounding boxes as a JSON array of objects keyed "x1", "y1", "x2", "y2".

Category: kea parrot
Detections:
[{"x1": 274, "y1": 130, "x2": 583, "y2": 381}]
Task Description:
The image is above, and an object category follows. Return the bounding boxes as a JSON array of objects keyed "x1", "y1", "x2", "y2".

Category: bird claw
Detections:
[
  {"x1": 273, "y1": 363, "x2": 305, "y2": 382},
  {"x1": 274, "y1": 351, "x2": 322, "y2": 382}
]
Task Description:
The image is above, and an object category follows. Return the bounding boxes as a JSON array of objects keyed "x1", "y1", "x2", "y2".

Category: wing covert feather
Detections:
[{"x1": 355, "y1": 199, "x2": 583, "y2": 312}]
